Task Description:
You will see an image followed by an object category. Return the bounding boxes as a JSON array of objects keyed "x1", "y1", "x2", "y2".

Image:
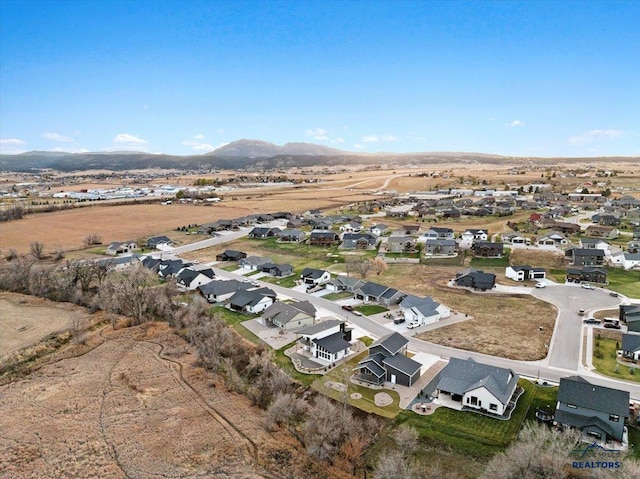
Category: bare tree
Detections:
[
  {"x1": 264, "y1": 392, "x2": 309, "y2": 439},
  {"x1": 346, "y1": 257, "x2": 373, "y2": 279},
  {"x1": 368, "y1": 257, "x2": 388, "y2": 276},
  {"x1": 4, "y1": 249, "x2": 18, "y2": 261},
  {"x1": 83, "y1": 233, "x2": 102, "y2": 247},
  {"x1": 30, "y1": 241, "x2": 45, "y2": 260},
  {"x1": 303, "y1": 396, "x2": 354, "y2": 462},
  {"x1": 374, "y1": 450, "x2": 419, "y2": 479},
  {"x1": 393, "y1": 424, "x2": 419, "y2": 456}
]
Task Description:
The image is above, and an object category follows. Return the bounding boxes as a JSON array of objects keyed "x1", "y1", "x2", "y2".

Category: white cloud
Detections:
[
  {"x1": 113, "y1": 133, "x2": 147, "y2": 144},
  {"x1": 506, "y1": 120, "x2": 525, "y2": 127},
  {"x1": 361, "y1": 135, "x2": 379, "y2": 143},
  {"x1": 193, "y1": 134, "x2": 205, "y2": 140},
  {"x1": 305, "y1": 128, "x2": 328, "y2": 140},
  {"x1": 42, "y1": 132, "x2": 74, "y2": 143},
  {"x1": 181, "y1": 140, "x2": 214, "y2": 152},
  {"x1": 0, "y1": 138, "x2": 26, "y2": 154},
  {"x1": 568, "y1": 129, "x2": 624, "y2": 146}
]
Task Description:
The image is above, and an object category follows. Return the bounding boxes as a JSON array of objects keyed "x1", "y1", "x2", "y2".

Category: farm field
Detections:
[
  {"x1": 0, "y1": 319, "x2": 351, "y2": 479},
  {"x1": 0, "y1": 293, "x2": 85, "y2": 357}
]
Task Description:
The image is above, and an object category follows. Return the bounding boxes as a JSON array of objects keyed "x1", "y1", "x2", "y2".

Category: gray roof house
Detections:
[
  {"x1": 106, "y1": 241, "x2": 138, "y2": 256},
  {"x1": 261, "y1": 263, "x2": 294, "y2": 277},
  {"x1": 227, "y1": 287, "x2": 277, "y2": 314},
  {"x1": 387, "y1": 236, "x2": 417, "y2": 253},
  {"x1": 297, "y1": 320, "x2": 353, "y2": 364},
  {"x1": 454, "y1": 268, "x2": 496, "y2": 291},
  {"x1": 354, "y1": 332, "x2": 422, "y2": 387},
  {"x1": 434, "y1": 357, "x2": 519, "y2": 416},
  {"x1": 198, "y1": 279, "x2": 251, "y2": 303},
  {"x1": 216, "y1": 250, "x2": 247, "y2": 262},
  {"x1": 176, "y1": 267, "x2": 215, "y2": 290},
  {"x1": 239, "y1": 256, "x2": 273, "y2": 270},
  {"x1": 555, "y1": 376, "x2": 629, "y2": 443},
  {"x1": 261, "y1": 300, "x2": 316, "y2": 331},
  {"x1": 399, "y1": 295, "x2": 451, "y2": 325},
  {"x1": 276, "y1": 229, "x2": 306, "y2": 243},
  {"x1": 505, "y1": 265, "x2": 546, "y2": 282},
  {"x1": 342, "y1": 232, "x2": 378, "y2": 250},
  {"x1": 423, "y1": 239, "x2": 457, "y2": 256},
  {"x1": 326, "y1": 275, "x2": 365, "y2": 293},
  {"x1": 568, "y1": 248, "x2": 605, "y2": 267},
  {"x1": 248, "y1": 227, "x2": 281, "y2": 238},
  {"x1": 300, "y1": 268, "x2": 331, "y2": 285},
  {"x1": 621, "y1": 305, "x2": 640, "y2": 333},
  {"x1": 353, "y1": 282, "x2": 405, "y2": 306},
  {"x1": 621, "y1": 333, "x2": 640, "y2": 361},
  {"x1": 146, "y1": 235, "x2": 173, "y2": 248}
]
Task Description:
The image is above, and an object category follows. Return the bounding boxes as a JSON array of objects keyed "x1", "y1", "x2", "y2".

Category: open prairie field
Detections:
[
  {"x1": 0, "y1": 320, "x2": 351, "y2": 479},
  {"x1": 0, "y1": 293, "x2": 86, "y2": 357}
]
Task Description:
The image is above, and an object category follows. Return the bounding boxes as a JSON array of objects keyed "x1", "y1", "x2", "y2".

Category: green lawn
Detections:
[
  {"x1": 593, "y1": 337, "x2": 640, "y2": 382},
  {"x1": 259, "y1": 273, "x2": 298, "y2": 288},
  {"x1": 311, "y1": 350, "x2": 401, "y2": 418},
  {"x1": 274, "y1": 341, "x2": 321, "y2": 387},
  {"x1": 220, "y1": 264, "x2": 239, "y2": 272},
  {"x1": 354, "y1": 304, "x2": 388, "y2": 316},
  {"x1": 211, "y1": 307, "x2": 265, "y2": 346},
  {"x1": 469, "y1": 250, "x2": 511, "y2": 268},
  {"x1": 549, "y1": 268, "x2": 567, "y2": 283},
  {"x1": 322, "y1": 291, "x2": 353, "y2": 301},
  {"x1": 524, "y1": 384, "x2": 558, "y2": 422},
  {"x1": 628, "y1": 426, "x2": 640, "y2": 459},
  {"x1": 606, "y1": 268, "x2": 640, "y2": 298},
  {"x1": 385, "y1": 251, "x2": 421, "y2": 259},
  {"x1": 394, "y1": 378, "x2": 536, "y2": 459}
]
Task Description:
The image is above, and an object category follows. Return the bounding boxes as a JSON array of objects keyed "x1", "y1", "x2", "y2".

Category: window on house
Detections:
[
  {"x1": 469, "y1": 396, "x2": 478, "y2": 406},
  {"x1": 567, "y1": 404, "x2": 577, "y2": 409},
  {"x1": 586, "y1": 431, "x2": 602, "y2": 440},
  {"x1": 609, "y1": 414, "x2": 619, "y2": 422},
  {"x1": 490, "y1": 404, "x2": 498, "y2": 411}
]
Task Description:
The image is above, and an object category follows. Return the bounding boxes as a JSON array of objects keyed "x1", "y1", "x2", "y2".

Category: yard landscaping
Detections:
[
  {"x1": 605, "y1": 268, "x2": 640, "y2": 298},
  {"x1": 211, "y1": 307, "x2": 265, "y2": 346},
  {"x1": 592, "y1": 335, "x2": 640, "y2": 383},
  {"x1": 354, "y1": 305, "x2": 388, "y2": 316}
]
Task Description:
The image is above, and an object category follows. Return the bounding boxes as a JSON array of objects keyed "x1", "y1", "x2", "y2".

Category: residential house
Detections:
[
  {"x1": 286, "y1": 218, "x2": 306, "y2": 229},
  {"x1": 216, "y1": 250, "x2": 247, "y2": 262},
  {"x1": 300, "y1": 268, "x2": 331, "y2": 286},
  {"x1": 627, "y1": 241, "x2": 640, "y2": 254},
  {"x1": 610, "y1": 252, "x2": 640, "y2": 270},
  {"x1": 198, "y1": 279, "x2": 251, "y2": 303},
  {"x1": 567, "y1": 248, "x2": 605, "y2": 267},
  {"x1": 434, "y1": 357, "x2": 519, "y2": 416},
  {"x1": 158, "y1": 259, "x2": 191, "y2": 278},
  {"x1": 248, "y1": 227, "x2": 281, "y2": 238},
  {"x1": 548, "y1": 221, "x2": 581, "y2": 235},
  {"x1": 91, "y1": 255, "x2": 140, "y2": 271},
  {"x1": 353, "y1": 281, "x2": 405, "y2": 306},
  {"x1": 297, "y1": 319, "x2": 352, "y2": 364},
  {"x1": 175, "y1": 267, "x2": 215, "y2": 290},
  {"x1": 141, "y1": 255, "x2": 162, "y2": 273},
  {"x1": 353, "y1": 332, "x2": 422, "y2": 387},
  {"x1": 147, "y1": 236, "x2": 173, "y2": 249},
  {"x1": 454, "y1": 268, "x2": 496, "y2": 291},
  {"x1": 585, "y1": 225, "x2": 619, "y2": 240},
  {"x1": 240, "y1": 256, "x2": 273, "y2": 271},
  {"x1": 308, "y1": 230, "x2": 339, "y2": 246},
  {"x1": 472, "y1": 241, "x2": 504, "y2": 258},
  {"x1": 391, "y1": 225, "x2": 421, "y2": 236},
  {"x1": 566, "y1": 267, "x2": 607, "y2": 284},
  {"x1": 537, "y1": 231, "x2": 569, "y2": 248},
  {"x1": 580, "y1": 238, "x2": 611, "y2": 253},
  {"x1": 370, "y1": 224, "x2": 389, "y2": 236},
  {"x1": 505, "y1": 265, "x2": 546, "y2": 282},
  {"x1": 227, "y1": 287, "x2": 277, "y2": 314},
  {"x1": 261, "y1": 263, "x2": 294, "y2": 277},
  {"x1": 423, "y1": 239, "x2": 457, "y2": 256},
  {"x1": 621, "y1": 305, "x2": 640, "y2": 333},
  {"x1": 387, "y1": 236, "x2": 417, "y2": 253},
  {"x1": 555, "y1": 376, "x2": 629, "y2": 443},
  {"x1": 442, "y1": 208, "x2": 461, "y2": 219},
  {"x1": 598, "y1": 214, "x2": 621, "y2": 226},
  {"x1": 261, "y1": 300, "x2": 316, "y2": 331},
  {"x1": 501, "y1": 232, "x2": 530, "y2": 245},
  {"x1": 326, "y1": 275, "x2": 365, "y2": 293},
  {"x1": 399, "y1": 295, "x2": 450, "y2": 325},
  {"x1": 342, "y1": 232, "x2": 378, "y2": 250},
  {"x1": 420, "y1": 227, "x2": 455, "y2": 241},
  {"x1": 621, "y1": 333, "x2": 640, "y2": 361},
  {"x1": 339, "y1": 223, "x2": 363, "y2": 233},
  {"x1": 276, "y1": 229, "x2": 306, "y2": 243},
  {"x1": 461, "y1": 229, "x2": 489, "y2": 244},
  {"x1": 106, "y1": 241, "x2": 137, "y2": 256}
]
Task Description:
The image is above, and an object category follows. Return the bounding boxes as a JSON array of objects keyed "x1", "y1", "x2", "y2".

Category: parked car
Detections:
[
  {"x1": 406, "y1": 321, "x2": 421, "y2": 329},
  {"x1": 535, "y1": 282, "x2": 546, "y2": 289},
  {"x1": 604, "y1": 322, "x2": 621, "y2": 329},
  {"x1": 341, "y1": 305, "x2": 354, "y2": 312},
  {"x1": 578, "y1": 309, "x2": 585, "y2": 316},
  {"x1": 581, "y1": 284, "x2": 595, "y2": 290},
  {"x1": 609, "y1": 292, "x2": 619, "y2": 297},
  {"x1": 393, "y1": 317, "x2": 406, "y2": 324},
  {"x1": 352, "y1": 310, "x2": 363, "y2": 316},
  {"x1": 583, "y1": 318, "x2": 600, "y2": 325}
]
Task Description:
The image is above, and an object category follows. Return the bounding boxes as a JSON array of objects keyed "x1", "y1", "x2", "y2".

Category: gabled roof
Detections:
[
  {"x1": 370, "y1": 332, "x2": 408, "y2": 356},
  {"x1": 297, "y1": 319, "x2": 344, "y2": 336},
  {"x1": 353, "y1": 359, "x2": 386, "y2": 378},
  {"x1": 147, "y1": 235, "x2": 172, "y2": 245},
  {"x1": 425, "y1": 239, "x2": 456, "y2": 246},
  {"x1": 330, "y1": 276, "x2": 364, "y2": 289},
  {"x1": 314, "y1": 332, "x2": 351, "y2": 354},
  {"x1": 241, "y1": 256, "x2": 273, "y2": 266},
  {"x1": 573, "y1": 248, "x2": 605, "y2": 257},
  {"x1": 622, "y1": 333, "x2": 640, "y2": 353},
  {"x1": 436, "y1": 357, "x2": 519, "y2": 405},
  {"x1": 228, "y1": 289, "x2": 274, "y2": 308},
  {"x1": 383, "y1": 354, "x2": 421, "y2": 376},
  {"x1": 400, "y1": 295, "x2": 440, "y2": 317},
  {"x1": 198, "y1": 279, "x2": 249, "y2": 296},
  {"x1": 557, "y1": 376, "x2": 629, "y2": 417},
  {"x1": 356, "y1": 281, "x2": 390, "y2": 298},
  {"x1": 262, "y1": 300, "x2": 316, "y2": 324},
  {"x1": 554, "y1": 409, "x2": 618, "y2": 440},
  {"x1": 300, "y1": 268, "x2": 329, "y2": 279}
]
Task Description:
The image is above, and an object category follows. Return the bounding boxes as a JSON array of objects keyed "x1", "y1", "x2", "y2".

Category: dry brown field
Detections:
[
  {"x1": 0, "y1": 293, "x2": 87, "y2": 357},
  {"x1": 0, "y1": 315, "x2": 352, "y2": 479}
]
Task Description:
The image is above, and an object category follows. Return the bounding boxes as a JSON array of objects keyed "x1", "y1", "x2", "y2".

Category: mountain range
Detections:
[{"x1": 0, "y1": 139, "x2": 636, "y2": 173}]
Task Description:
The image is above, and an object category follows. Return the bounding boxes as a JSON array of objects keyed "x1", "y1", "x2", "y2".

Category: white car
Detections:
[
  {"x1": 581, "y1": 284, "x2": 595, "y2": 290},
  {"x1": 406, "y1": 321, "x2": 421, "y2": 329},
  {"x1": 535, "y1": 282, "x2": 546, "y2": 289}
]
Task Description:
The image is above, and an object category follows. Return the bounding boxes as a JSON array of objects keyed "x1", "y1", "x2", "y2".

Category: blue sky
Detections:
[{"x1": 1, "y1": 0, "x2": 639, "y2": 157}]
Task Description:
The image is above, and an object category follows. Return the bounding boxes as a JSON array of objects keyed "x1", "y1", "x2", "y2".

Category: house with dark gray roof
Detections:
[
  {"x1": 216, "y1": 250, "x2": 247, "y2": 262},
  {"x1": 175, "y1": 267, "x2": 215, "y2": 290},
  {"x1": 309, "y1": 230, "x2": 339, "y2": 246},
  {"x1": 342, "y1": 232, "x2": 378, "y2": 250},
  {"x1": 621, "y1": 305, "x2": 640, "y2": 333},
  {"x1": 300, "y1": 268, "x2": 331, "y2": 285},
  {"x1": 198, "y1": 279, "x2": 251, "y2": 303},
  {"x1": 261, "y1": 263, "x2": 294, "y2": 277},
  {"x1": 567, "y1": 248, "x2": 605, "y2": 267},
  {"x1": 353, "y1": 332, "x2": 421, "y2": 387},
  {"x1": 555, "y1": 376, "x2": 629, "y2": 443},
  {"x1": 423, "y1": 239, "x2": 457, "y2": 256},
  {"x1": 622, "y1": 333, "x2": 640, "y2": 361},
  {"x1": 227, "y1": 287, "x2": 276, "y2": 314},
  {"x1": 399, "y1": 295, "x2": 450, "y2": 325},
  {"x1": 261, "y1": 300, "x2": 316, "y2": 331},
  {"x1": 326, "y1": 276, "x2": 365, "y2": 293},
  {"x1": 566, "y1": 267, "x2": 607, "y2": 284},
  {"x1": 146, "y1": 235, "x2": 173, "y2": 249},
  {"x1": 297, "y1": 319, "x2": 352, "y2": 364},
  {"x1": 106, "y1": 240, "x2": 138, "y2": 256},
  {"x1": 248, "y1": 226, "x2": 281, "y2": 238},
  {"x1": 505, "y1": 265, "x2": 546, "y2": 282},
  {"x1": 434, "y1": 357, "x2": 519, "y2": 416},
  {"x1": 353, "y1": 282, "x2": 405, "y2": 306},
  {"x1": 454, "y1": 268, "x2": 496, "y2": 291},
  {"x1": 240, "y1": 256, "x2": 273, "y2": 271},
  {"x1": 276, "y1": 229, "x2": 306, "y2": 243},
  {"x1": 472, "y1": 241, "x2": 504, "y2": 258},
  {"x1": 158, "y1": 259, "x2": 191, "y2": 278}
]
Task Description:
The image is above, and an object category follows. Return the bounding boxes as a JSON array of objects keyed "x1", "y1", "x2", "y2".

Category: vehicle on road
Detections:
[
  {"x1": 609, "y1": 292, "x2": 619, "y2": 297},
  {"x1": 604, "y1": 322, "x2": 621, "y2": 329},
  {"x1": 341, "y1": 305, "x2": 354, "y2": 312},
  {"x1": 581, "y1": 284, "x2": 595, "y2": 290},
  {"x1": 352, "y1": 310, "x2": 363, "y2": 316},
  {"x1": 535, "y1": 282, "x2": 546, "y2": 289},
  {"x1": 583, "y1": 318, "x2": 600, "y2": 325},
  {"x1": 406, "y1": 321, "x2": 421, "y2": 329},
  {"x1": 578, "y1": 309, "x2": 585, "y2": 316},
  {"x1": 393, "y1": 317, "x2": 406, "y2": 324}
]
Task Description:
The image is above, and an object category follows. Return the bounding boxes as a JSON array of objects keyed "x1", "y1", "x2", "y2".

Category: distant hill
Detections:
[
  {"x1": 0, "y1": 139, "x2": 637, "y2": 172},
  {"x1": 207, "y1": 139, "x2": 353, "y2": 158}
]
